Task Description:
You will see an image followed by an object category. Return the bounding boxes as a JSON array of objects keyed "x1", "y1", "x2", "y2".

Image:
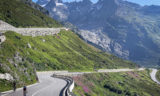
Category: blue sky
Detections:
[
  {"x1": 32, "y1": 0, "x2": 160, "y2": 6},
  {"x1": 126, "y1": 0, "x2": 160, "y2": 6}
]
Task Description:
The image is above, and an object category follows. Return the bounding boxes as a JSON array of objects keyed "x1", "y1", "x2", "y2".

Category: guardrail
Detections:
[{"x1": 52, "y1": 75, "x2": 76, "y2": 96}]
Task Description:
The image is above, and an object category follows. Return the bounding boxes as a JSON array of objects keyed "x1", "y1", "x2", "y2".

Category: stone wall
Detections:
[
  {"x1": 0, "y1": 20, "x2": 66, "y2": 37},
  {"x1": 0, "y1": 20, "x2": 70, "y2": 45},
  {"x1": 0, "y1": 20, "x2": 15, "y2": 29},
  {"x1": 10, "y1": 28, "x2": 61, "y2": 37}
]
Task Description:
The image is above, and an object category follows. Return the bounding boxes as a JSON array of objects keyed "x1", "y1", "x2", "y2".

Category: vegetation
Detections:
[
  {"x1": 0, "y1": 30, "x2": 137, "y2": 91},
  {"x1": 0, "y1": 0, "x2": 60, "y2": 91},
  {"x1": 0, "y1": 0, "x2": 137, "y2": 92},
  {"x1": 0, "y1": 30, "x2": 136, "y2": 72},
  {"x1": 0, "y1": 80, "x2": 12, "y2": 92},
  {"x1": 73, "y1": 70, "x2": 160, "y2": 96},
  {"x1": 0, "y1": 0, "x2": 61, "y2": 27},
  {"x1": 0, "y1": 78, "x2": 36, "y2": 92},
  {"x1": 156, "y1": 70, "x2": 160, "y2": 82}
]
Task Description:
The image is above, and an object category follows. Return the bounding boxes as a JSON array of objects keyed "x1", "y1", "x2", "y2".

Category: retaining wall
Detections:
[
  {"x1": 0, "y1": 20, "x2": 15, "y2": 29},
  {"x1": 0, "y1": 20, "x2": 65, "y2": 37}
]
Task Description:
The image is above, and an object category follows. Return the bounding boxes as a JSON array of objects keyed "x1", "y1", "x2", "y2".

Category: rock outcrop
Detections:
[
  {"x1": 0, "y1": 34, "x2": 6, "y2": 44},
  {"x1": 0, "y1": 73, "x2": 13, "y2": 81}
]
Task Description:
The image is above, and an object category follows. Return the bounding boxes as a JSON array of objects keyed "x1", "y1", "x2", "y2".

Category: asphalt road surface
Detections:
[
  {"x1": 150, "y1": 69, "x2": 160, "y2": 84},
  {"x1": 2, "y1": 68, "x2": 145, "y2": 96},
  {"x1": 3, "y1": 72, "x2": 67, "y2": 96}
]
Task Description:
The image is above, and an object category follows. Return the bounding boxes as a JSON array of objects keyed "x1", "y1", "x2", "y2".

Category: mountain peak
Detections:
[{"x1": 82, "y1": 0, "x2": 92, "y2": 4}]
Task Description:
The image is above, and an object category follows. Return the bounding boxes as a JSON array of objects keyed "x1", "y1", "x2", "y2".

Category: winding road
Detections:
[
  {"x1": 1, "y1": 68, "x2": 146, "y2": 96},
  {"x1": 150, "y1": 69, "x2": 160, "y2": 84},
  {"x1": 2, "y1": 72, "x2": 67, "y2": 96}
]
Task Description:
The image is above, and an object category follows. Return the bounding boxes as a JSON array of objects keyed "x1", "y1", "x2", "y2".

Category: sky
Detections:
[
  {"x1": 32, "y1": 0, "x2": 160, "y2": 6},
  {"x1": 126, "y1": 0, "x2": 160, "y2": 6}
]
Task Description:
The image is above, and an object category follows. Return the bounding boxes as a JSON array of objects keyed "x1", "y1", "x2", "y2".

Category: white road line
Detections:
[{"x1": 32, "y1": 84, "x2": 51, "y2": 96}]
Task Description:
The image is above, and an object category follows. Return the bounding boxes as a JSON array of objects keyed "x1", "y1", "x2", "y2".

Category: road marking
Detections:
[
  {"x1": 1, "y1": 69, "x2": 145, "y2": 96},
  {"x1": 32, "y1": 84, "x2": 51, "y2": 96},
  {"x1": 31, "y1": 77, "x2": 55, "y2": 96}
]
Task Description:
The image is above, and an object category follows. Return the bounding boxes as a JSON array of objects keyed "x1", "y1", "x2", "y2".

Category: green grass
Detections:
[
  {"x1": 0, "y1": 0, "x2": 61, "y2": 28},
  {"x1": 0, "y1": 30, "x2": 136, "y2": 91},
  {"x1": 0, "y1": 0, "x2": 61, "y2": 90},
  {"x1": 0, "y1": 80, "x2": 12, "y2": 92},
  {"x1": 0, "y1": 30, "x2": 136, "y2": 72},
  {"x1": 73, "y1": 70, "x2": 160, "y2": 96},
  {"x1": 0, "y1": 28, "x2": 136, "y2": 92},
  {"x1": 156, "y1": 70, "x2": 160, "y2": 82},
  {"x1": 0, "y1": 79, "x2": 36, "y2": 92}
]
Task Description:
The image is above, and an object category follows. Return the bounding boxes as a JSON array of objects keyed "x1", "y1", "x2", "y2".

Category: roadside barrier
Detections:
[{"x1": 52, "y1": 75, "x2": 76, "y2": 96}]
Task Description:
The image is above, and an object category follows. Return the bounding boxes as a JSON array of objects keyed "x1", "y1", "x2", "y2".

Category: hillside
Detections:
[
  {"x1": 0, "y1": 29, "x2": 137, "y2": 91},
  {"x1": 73, "y1": 70, "x2": 160, "y2": 96},
  {"x1": 0, "y1": 0, "x2": 138, "y2": 92},
  {"x1": 20, "y1": 0, "x2": 49, "y2": 15},
  {"x1": 37, "y1": 0, "x2": 160, "y2": 67},
  {"x1": 0, "y1": 0, "x2": 61, "y2": 92},
  {"x1": 1, "y1": 30, "x2": 136, "y2": 71},
  {"x1": 0, "y1": 0, "x2": 61, "y2": 27}
]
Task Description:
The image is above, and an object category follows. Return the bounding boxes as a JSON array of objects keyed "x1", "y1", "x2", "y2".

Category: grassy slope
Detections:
[
  {"x1": 0, "y1": 0, "x2": 136, "y2": 91},
  {"x1": 0, "y1": 30, "x2": 136, "y2": 91},
  {"x1": 73, "y1": 70, "x2": 160, "y2": 96},
  {"x1": 1, "y1": 30, "x2": 136, "y2": 72},
  {"x1": 0, "y1": 0, "x2": 61, "y2": 91},
  {"x1": 0, "y1": 0, "x2": 61, "y2": 27},
  {"x1": 156, "y1": 70, "x2": 160, "y2": 82}
]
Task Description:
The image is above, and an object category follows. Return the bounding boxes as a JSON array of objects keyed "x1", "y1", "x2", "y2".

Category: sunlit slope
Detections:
[
  {"x1": 73, "y1": 70, "x2": 160, "y2": 96},
  {"x1": 0, "y1": 0, "x2": 61, "y2": 27},
  {"x1": 0, "y1": 30, "x2": 136, "y2": 72}
]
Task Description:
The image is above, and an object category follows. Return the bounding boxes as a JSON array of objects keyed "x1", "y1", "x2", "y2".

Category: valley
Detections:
[
  {"x1": 0, "y1": 0, "x2": 160, "y2": 96},
  {"x1": 0, "y1": 19, "x2": 136, "y2": 92},
  {"x1": 37, "y1": 0, "x2": 160, "y2": 67}
]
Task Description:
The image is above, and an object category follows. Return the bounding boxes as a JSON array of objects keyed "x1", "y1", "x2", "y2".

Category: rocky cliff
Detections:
[{"x1": 20, "y1": 0, "x2": 49, "y2": 15}]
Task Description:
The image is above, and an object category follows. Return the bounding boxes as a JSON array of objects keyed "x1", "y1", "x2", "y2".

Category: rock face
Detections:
[
  {"x1": 37, "y1": 0, "x2": 160, "y2": 67},
  {"x1": 44, "y1": 0, "x2": 69, "y2": 21},
  {"x1": 20, "y1": 0, "x2": 49, "y2": 15},
  {"x1": 0, "y1": 73, "x2": 13, "y2": 81},
  {"x1": 37, "y1": 0, "x2": 51, "y2": 7},
  {"x1": 0, "y1": 35, "x2": 6, "y2": 44}
]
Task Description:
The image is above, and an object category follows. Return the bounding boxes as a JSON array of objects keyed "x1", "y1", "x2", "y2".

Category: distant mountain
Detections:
[
  {"x1": 37, "y1": 0, "x2": 160, "y2": 67},
  {"x1": 0, "y1": 0, "x2": 137, "y2": 92},
  {"x1": 20, "y1": 0, "x2": 49, "y2": 15},
  {"x1": 44, "y1": 0, "x2": 69, "y2": 21}
]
